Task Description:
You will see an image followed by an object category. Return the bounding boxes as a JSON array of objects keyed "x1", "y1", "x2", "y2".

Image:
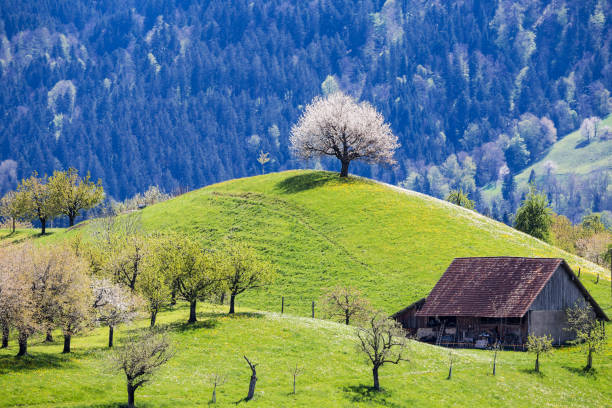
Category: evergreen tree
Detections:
[{"x1": 514, "y1": 186, "x2": 553, "y2": 242}]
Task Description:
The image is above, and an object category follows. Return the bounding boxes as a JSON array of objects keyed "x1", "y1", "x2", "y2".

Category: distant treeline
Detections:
[{"x1": 0, "y1": 0, "x2": 610, "y2": 207}]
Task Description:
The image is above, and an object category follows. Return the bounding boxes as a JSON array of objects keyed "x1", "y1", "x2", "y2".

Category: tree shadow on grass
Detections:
[
  {"x1": 0, "y1": 352, "x2": 75, "y2": 374},
  {"x1": 518, "y1": 367, "x2": 545, "y2": 377},
  {"x1": 562, "y1": 365, "x2": 598, "y2": 378},
  {"x1": 162, "y1": 318, "x2": 220, "y2": 333},
  {"x1": 342, "y1": 384, "x2": 406, "y2": 408},
  {"x1": 276, "y1": 172, "x2": 352, "y2": 194},
  {"x1": 574, "y1": 139, "x2": 590, "y2": 149}
]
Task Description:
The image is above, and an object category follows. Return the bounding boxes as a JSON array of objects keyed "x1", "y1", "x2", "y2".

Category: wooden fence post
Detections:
[
  {"x1": 596, "y1": 274, "x2": 599, "y2": 284},
  {"x1": 281, "y1": 296, "x2": 284, "y2": 314},
  {"x1": 311, "y1": 301, "x2": 315, "y2": 318}
]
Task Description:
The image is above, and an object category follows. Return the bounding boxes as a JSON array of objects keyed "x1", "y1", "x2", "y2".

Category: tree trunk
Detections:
[
  {"x1": 493, "y1": 350, "x2": 497, "y2": 375},
  {"x1": 108, "y1": 325, "x2": 114, "y2": 348},
  {"x1": 45, "y1": 328, "x2": 53, "y2": 342},
  {"x1": 63, "y1": 334, "x2": 71, "y2": 353},
  {"x1": 1, "y1": 323, "x2": 8, "y2": 348},
  {"x1": 340, "y1": 160, "x2": 350, "y2": 177},
  {"x1": 127, "y1": 383, "x2": 136, "y2": 408},
  {"x1": 372, "y1": 365, "x2": 380, "y2": 391},
  {"x1": 40, "y1": 218, "x2": 46, "y2": 235},
  {"x1": 150, "y1": 309, "x2": 158, "y2": 327},
  {"x1": 293, "y1": 375, "x2": 296, "y2": 394},
  {"x1": 345, "y1": 310, "x2": 350, "y2": 325},
  {"x1": 587, "y1": 348, "x2": 593, "y2": 370},
  {"x1": 244, "y1": 356, "x2": 257, "y2": 401},
  {"x1": 11, "y1": 217, "x2": 15, "y2": 233},
  {"x1": 69, "y1": 215, "x2": 75, "y2": 227},
  {"x1": 17, "y1": 332, "x2": 27, "y2": 357},
  {"x1": 188, "y1": 300, "x2": 197, "y2": 323},
  {"x1": 535, "y1": 353, "x2": 539, "y2": 372},
  {"x1": 170, "y1": 285, "x2": 176, "y2": 306},
  {"x1": 229, "y1": 293, "x2": 236, "y2": 314},
  {"x1": 247, "y1": 370, "x2": 257, "y2": 401}
]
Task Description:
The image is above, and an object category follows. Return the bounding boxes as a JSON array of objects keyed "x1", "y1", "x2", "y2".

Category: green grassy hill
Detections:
[
  {"x1": 2, "y1": 170, "x2": 612, "y2": 407},
  {"x1": 484, "y1": 115, "x2": 612, "y2": 199},
  {"x1": 0, "y1": 304, "x2": 610, "y2": 408},
  {"x1": 14, "y1": 170, "x2": 611, "y2": 316}
]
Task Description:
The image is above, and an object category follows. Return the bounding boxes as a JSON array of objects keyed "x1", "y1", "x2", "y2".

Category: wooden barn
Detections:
[{"x1": 393, "y1": 257, "x2": 608, "y2": 349}]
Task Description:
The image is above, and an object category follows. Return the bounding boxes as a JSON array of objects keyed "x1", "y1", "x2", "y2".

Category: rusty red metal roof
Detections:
[{"x1": 417, "y1": 257, "x2": 563, "y2": 318}]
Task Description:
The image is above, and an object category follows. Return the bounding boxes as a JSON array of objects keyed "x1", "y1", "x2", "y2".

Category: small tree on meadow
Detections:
[
  {"x1": 93, "y1": 279, "x2": 140, "y2": 347},
  {"x1": 514, "y1": 186, "x2": 553, "y2": 241},
  {"x1": 565, "y1": 304, "x2": 606, "y2": 370},
  {"x1": 112, "y1": 331, "x2": 174, "y2": 408},
  {"x1": 446, "y1": 189, "x2": 475, "y2": 210},
  {"x1": 0, "y1": 191, "x2": 22, "y2": 233},
  {"x1": 526, "y1": 334, "x2": 553, "y2": 373},
  {"x1": 48, "y1": 168, "x2": 104, "y2": 227},
  {"x1": 320, "y1": 285, "x2": 370, "y2": 325},
  {"x1": 290, "y1": 92, "x2": 399, "y2": 177},
  {"x1": 16, "y1": 172, "x2": 59, "y2": 235},
  {"x1": 289, "y1": 363, "x2": 303, "y2": 395},
  {"x1": 222, "y1": 242, "x2": 275, "y2": 314},
  {"x1": 257, "y1": 151, "x2": 271, "y2": 174},
  {"x1": 169, "y1": 237, "x2": 222, "y2": 323},
  {"x1": 31, "y1": 244, "x2": 93, "y2": 353},
  {"x1": 356, "y1": 311, "x2": 408, "y2": 391},
  {"x1": 138, "y1": 239, "x2": 173, "y2": 327},
  {"x1": 208, "y1": 371, "x2": 227, "y2": 404},
  {"x1": 0, "y1": 243, "x2": 38, "y2": 356}
]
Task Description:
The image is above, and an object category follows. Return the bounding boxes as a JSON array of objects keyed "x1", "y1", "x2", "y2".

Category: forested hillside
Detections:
[{"x1": 0, "y1": 0, "x2": 610, "y2": 202}]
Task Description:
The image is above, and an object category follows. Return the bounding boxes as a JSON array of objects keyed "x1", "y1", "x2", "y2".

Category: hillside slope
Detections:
[
  {"x1": 484, "y1": 115, "x2": 612, "y2": 199},
  {"x1": 0, "y1": 304, "x2": 610, "y2": 407},
  {"x1": 34, "y1": 170, "x2": 610, "y2": 316},
  {"x1": 517, "y1": 115, "x2": 612, "y2": 181}
]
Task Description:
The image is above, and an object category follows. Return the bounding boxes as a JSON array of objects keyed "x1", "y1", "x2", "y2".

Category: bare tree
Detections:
[
  {"x1": 244, "y1": 355, "x2": 258, "y2": 401},
  {"x1": 289, "y1": 363, "x2": 303, "y2": 395},
  {"x1": 492, "y1": 341, "x2": 501, "y2": 375},
  {"x1": 208, "y1": 372, "x2": 227, "y2": 404},
  {"x1": 320, "y1": 285, "x2": 370, "y2": 325},
  {"x1": 526, "y1": 334, "x2": 553, "y2": 373},
  {"x1": 566, "y1": 304, "x2": 606, "y2": 370},
  {"x1": 290, "y1": 92, "x2": 399, "y2": 177},
  {"x1": 356, "y1": 311, "x2": 408, "y2": 391},
  {"x1": 112, "y1": 331, "x2": 174, "y2": 408},
  {"x1": 93, "y1": 279, "x2": 140, "y2": 347},
  {"x1": 447, "y1": 351, "x2": 454, "y2": 380}
]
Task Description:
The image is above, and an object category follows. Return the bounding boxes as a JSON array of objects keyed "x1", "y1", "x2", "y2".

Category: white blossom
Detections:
[{"x1": 290, "y1": 92, "x2": 399, "y2": 176}]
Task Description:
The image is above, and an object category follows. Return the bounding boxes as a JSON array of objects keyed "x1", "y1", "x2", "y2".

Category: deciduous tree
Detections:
[
  {"x1": 170, "y1": 237, "x2": 222, "y2": 323},
  {"x1": 290, "y1": 92, "x2": 399, "y2": 177},
  {"x1": 93, "y1": 279, "x2": 140, "y2": 347},
  {"x1": 48, "y1": 168, "x2": 105, "y2": 226},
  {"x1": 526, "y1": 334, "x2": 553, "y2": 373},
  {"x1": 566, "y1": 304, "x2": 606, "y2": 370},
  {"x1": 112, "y1": 331, "x2": 174, "y2": 408},
  {"x1": 16, "y1": 172, "x2": 59, "y2": 235},
  {"x1": 320, "y1": 285, "x2": 370, "y2": 325},
  {"x1": 356, "y1": 311, "x2": 408, "y2": 391},
  {"x1": 0, "y1": 191, "x2": 22, "y2": 233},
  {"x1": 221, "y1": 242, "x2": 274, "y2": 314}
]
